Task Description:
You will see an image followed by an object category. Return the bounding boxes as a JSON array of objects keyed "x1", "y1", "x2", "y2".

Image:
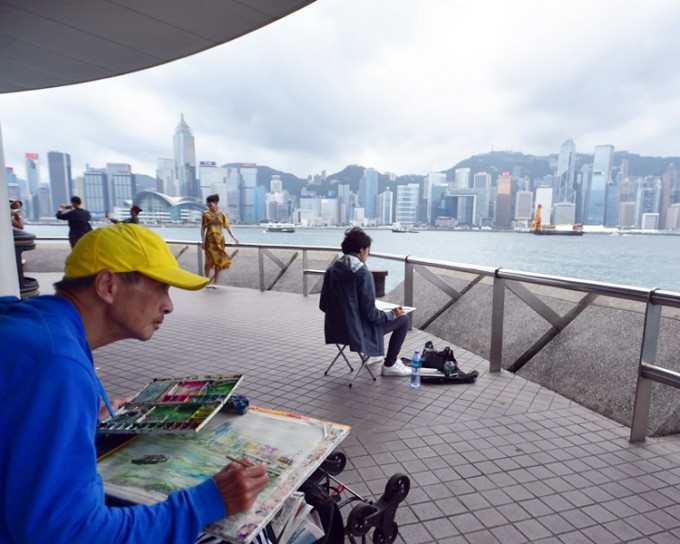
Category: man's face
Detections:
[
  {"x1": 358, "y1": 246, "x2": 370, "y2": 262},
  {"x1": 110, "y1": 275, "x2": 174, "y2": 341}
]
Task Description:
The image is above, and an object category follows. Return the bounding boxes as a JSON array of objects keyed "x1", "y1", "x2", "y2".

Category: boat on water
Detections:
[
  {"x1": 530, "y1": 204, "x2": 584, "y2": 236},
  {"x1": 265, "y1": 222, "x2": 295, "y2": 233},
  {"x1": 391, "y1": 223, "x2": 419, "y2": 233}
]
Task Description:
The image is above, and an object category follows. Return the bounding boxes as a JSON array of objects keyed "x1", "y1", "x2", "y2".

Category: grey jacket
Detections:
[{"x1": 319, "y1": 254, "x2": 394, "y2": 355}]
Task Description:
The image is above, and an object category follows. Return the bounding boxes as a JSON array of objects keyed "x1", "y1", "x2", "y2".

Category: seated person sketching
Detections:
[
  {"x1": 320, "y1": 227, "x2": 411, "y2": 377},
  {"x1": 0, "y1": 223, "x2": 272, "y2": 544}
]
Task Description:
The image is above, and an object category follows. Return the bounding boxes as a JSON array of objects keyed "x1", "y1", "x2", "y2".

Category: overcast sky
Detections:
[{"x1": 2, "y1": 0, "x2": 680, "y2": 182}]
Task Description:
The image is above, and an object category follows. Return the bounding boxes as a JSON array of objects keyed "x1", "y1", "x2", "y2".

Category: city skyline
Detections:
[{"x1": 2, "y1": 1, "x2": 680, "y2": 181}]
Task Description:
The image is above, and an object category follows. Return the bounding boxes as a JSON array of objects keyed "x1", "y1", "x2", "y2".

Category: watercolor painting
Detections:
[
  {"x1": 97, "y1": 406, "x2": 350, "y2": 544},
  {"x1": 97, "y1": 374, "x2": 243, "y2": 434}
]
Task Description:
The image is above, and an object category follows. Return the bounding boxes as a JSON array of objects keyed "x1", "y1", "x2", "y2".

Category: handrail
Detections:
[{"x1": 34, "y1": 234, "x2": 680, "y2": 441}]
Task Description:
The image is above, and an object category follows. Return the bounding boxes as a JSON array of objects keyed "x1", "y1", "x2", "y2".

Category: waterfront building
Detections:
[
  {"x1": 377, "y1": 188, "x2": 393, "y2": 226},
  {"x1": 454, "y1": 167, "x2": 471, "y2": 189},
  {"x1": 429, "y1": 183, "x2": 449, "y2": 226},
  {"x1": 107, "y1": 163, "x2": 136, "y2": 211},
  {"x1": 47, "y1": 151, "x2": 72, "y2": 212},
  {"x1": 24, "y1": 153, "x2": 40, "y2": 220},
  {"x1": 619, "y1": 201, "x2": 636, "y2": 227},
  {"x1": 83, "y1": 166, "x2": 108, "y2": 216},
  {"x1": 556, "y1": 138, "x2": 577, "y2": 204},
  {"x1": 198, "y1": 161, "x2": 230, "y2": 203},
  {"x1": 445, "y1": 189, "x2": 480, "y2": 226},
  {"x1": 395, "y1": 183, "x2": 419, "y2": 225},
  {"x1": 37, "y1": 184, "x2": 51, "y2": 220},
  {"x1": 641, "y1": 213, "x2": 659, "y2": 230},
  {"x1": 337, "y1": 183, "x2": 351, "y2": 224},
  {"x1": 635, "y1": 176, "x2": 661, "y2": 227},
  {"x1": 424, "y1": 171, "x2": 446, "y2": 223},
  {"x1": 667, "y1": 203, "x2": 680, "y2": 230},
  {"x1": 134, "y1": 190, "x2": 203, "y2": 223},
  {"x1": 359, "y1": 167, "x2": 378, "y2": 220},
  {"x1": 514, "y1": 190, "x2": 533, "y2": 222},
  {"x1": 584, "y1": 144, "x2": 614, "y2": 225},
  {"x1": 553, "y1": 201, "x2": 576, "y2": 225},
  {"x1": 239, "y1": 163, "x2": 257, "y2": 223},
  {"x1": 473, "y1": 172, "x2": 492, "y2": 222},
  {"x1": 534, "y1": 185, "x2": 553, "y2": 223},
  {"x1": 494, "y1": 172, "x2": 512, "y2": 228},
  {"x1": 156, "y1": 158, "x2": 177, "y2": 196},
  {"x1": 173, "y1": 114, "x2": 197, "y2": 198}
]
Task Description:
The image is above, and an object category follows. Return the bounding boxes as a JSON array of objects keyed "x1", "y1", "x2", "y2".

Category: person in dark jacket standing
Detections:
[
  {"x1": 106, "y1": 204, "x2": 142, "y2": 224},
  {"x1": 320, "y1": 227, "x2": 411, "y2": 376},
  {"x1": 56, "y1": 195, "x2": 92, "y2": 247}
]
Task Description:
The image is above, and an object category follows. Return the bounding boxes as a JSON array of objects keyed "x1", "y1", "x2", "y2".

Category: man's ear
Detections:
[{"x1": 93, "y1": 269, "x2": 118, "y2": 304}]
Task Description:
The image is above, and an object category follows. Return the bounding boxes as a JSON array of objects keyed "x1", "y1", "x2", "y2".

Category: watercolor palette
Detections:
[{"x1": 97, "y1": 374, "x2": 243, "y2": 434}]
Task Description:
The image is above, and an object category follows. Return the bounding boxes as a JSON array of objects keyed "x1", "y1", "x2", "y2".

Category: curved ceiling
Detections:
[{"x1": 0, "y1": 0, "x2": 316, "y2": 94}]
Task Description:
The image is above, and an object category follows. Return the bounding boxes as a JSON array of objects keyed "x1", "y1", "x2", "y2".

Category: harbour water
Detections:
[{"x1": 25, "y1": 223, "x2": 680, "y2": 293}]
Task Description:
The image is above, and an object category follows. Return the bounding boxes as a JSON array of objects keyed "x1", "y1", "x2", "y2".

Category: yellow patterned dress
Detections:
[{"x1": 202, "y1": 208, "x2": 232, "y2": 270}]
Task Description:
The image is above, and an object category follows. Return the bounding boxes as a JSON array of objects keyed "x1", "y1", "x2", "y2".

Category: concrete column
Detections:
[{"x1": 0, "y1": 121, "x2": 21, "y2": 298}]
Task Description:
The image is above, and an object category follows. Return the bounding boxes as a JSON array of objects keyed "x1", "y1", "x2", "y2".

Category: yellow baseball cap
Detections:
[{"x1": 65, "y1": 223, "x2": 209, "y2": 290}]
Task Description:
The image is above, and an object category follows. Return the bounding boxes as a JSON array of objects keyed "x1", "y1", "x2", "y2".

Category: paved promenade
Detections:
[{"x1": 36, "y1": 273, "x2": 680, "y2": 543}]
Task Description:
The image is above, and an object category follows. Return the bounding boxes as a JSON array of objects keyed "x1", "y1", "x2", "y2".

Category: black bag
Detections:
[{"x1": 421, "y1": 341, "x2": 456, "y2": 372}]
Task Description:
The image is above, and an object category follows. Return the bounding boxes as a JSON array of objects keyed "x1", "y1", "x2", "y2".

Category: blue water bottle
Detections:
[{"x1": 411, "y1": 350, "x2": 421, "y2": 388}]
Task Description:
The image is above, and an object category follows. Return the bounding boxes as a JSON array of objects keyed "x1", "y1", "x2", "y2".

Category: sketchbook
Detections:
[
  {"x1": 97, "y1": 406, "x2": 350, "y2": 544},
  {"x1": 97, "y1": 374, "x2": 243, "y2": 434},
  {"x1": 375, "y1": 300, "x2": 416, "y2": 314}
]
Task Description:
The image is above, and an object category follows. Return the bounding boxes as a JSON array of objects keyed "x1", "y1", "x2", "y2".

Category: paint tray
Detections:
[{"x1": 97, "y1": 374, "x2": 244, "y2": 434}]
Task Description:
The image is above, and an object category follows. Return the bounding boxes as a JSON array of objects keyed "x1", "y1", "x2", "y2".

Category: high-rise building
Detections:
[
  {"x1": 584, "y1": 145, "x2": 614, "y2": 225},
  {"x1": 424, "y1": 171, "x2": 446, "y2": 223},
  {"x1": 395, "y1": 184, "x2": 419, "y2": 225},
  {"x1": 24, "y1": 153, "x2": 40, "y2": 220},
  {"x1": 454, "y1": 168, "x2": 471, "y2": 189},
  {"x1": 83, "y1": 166, "x2": 108, "y2": 216},
  {"x1": 337, "y1": 183, "x2": 351, "y2": 224},
  {"x1": 556, "y1": 138, "x2": 576, "y2": 204},
  {"x1": 156, "y1": 158, "x2": 177, "y2": 196},
  {"x1": 173, "y1": 114, "x2": 197, "y2": 197},
  {"x1": 47, "y1": 151, "x2": 72, "y2": 212},
  {"x1": 359, "y1": 168, "x2": 379, "y2": 219},
  {"x1": 107, "y1": 163, "x2": 135, "y2": 210},
  {"x1": 635, "y1": 177, "x2": 661, "y2": 227},
  {"x1": 239, "y1": 163, "x2": 257, "y2": 223},
  {"x1": 514, "y1": 191, "x2": 533, "y2": 222},
  {"x1": 377, "y1": 188, "x2": 393, "y2": 226},
  {"x1": 473, "y1": 172, "x2": 492, "y2": 221},
  {"x1": 494, "y1": 172, "x2": 512, "y2": 228},
  {"x1": 534, "y1": 185, "x2": 554, "y2": 222}
]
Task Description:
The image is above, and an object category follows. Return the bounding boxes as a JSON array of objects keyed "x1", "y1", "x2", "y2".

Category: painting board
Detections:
[{"x1": 97, "y1": 406, "x2": 350, "y2": 544}]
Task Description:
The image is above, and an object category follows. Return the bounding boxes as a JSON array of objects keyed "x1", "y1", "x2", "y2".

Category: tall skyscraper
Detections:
[
  {"x1": 454, "y1": 168, "x2": 471, "y2": 189},
  {"x1": 359, "y1": 168, "x2": 379, "y2": 219},
  {"x1": 473, "y1": 172, "x2": 492, "y2": 221},
  {"x1": 24, "y1": 153, "x2": 40, "y2": 220},
  {"x1": 47, "y1": 151, "x2": 72, "y2": 212},
  {"x1": 337, "y1": 183, "x2": 351, "y2": 224},
  {"x1": 173, "y1": 114, "x2": 197, "y2": 197},
  {"x1": 556, "y1": 138, "x2": 576, "y2": 203},
  {"x1": 107, "y1": 163, "x2": 135, "y2": 209},
  {"x1": 514, "y1": 191, "x2": 533, "y2": 222},
  {"x1": 239, "y1": 163, "x2": 257, "y2": 223},
  {"x1": 156, "y1": 158, "x2": 177, "y2": 195},
  {"x1": 494, "y1": 172, "x2": 512, "y2": 227},
  {"x1": 83, "y1": 166, "x2": 108, "y2": 215},
  {"x1": 377, "y1": 188, "x2": 393, "y2": 226},
  {"x1": 584, "y1": 145, "x2": 614, "y2": 225},
  {"x1": 425, "y1": 171, "x2": 446, "y2": 223},
  {"x1": 395, "y1": 184, "x2": 419, "y2": 224}
]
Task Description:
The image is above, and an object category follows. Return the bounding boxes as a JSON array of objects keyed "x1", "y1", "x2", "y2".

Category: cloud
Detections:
[{"x1": 3, "y1": 0, "x2": 680, "y2": 183}]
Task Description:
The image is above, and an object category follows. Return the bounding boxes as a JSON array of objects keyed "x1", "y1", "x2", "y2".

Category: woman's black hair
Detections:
[
  {"x1": 341, "y1": 227, "x2": 372, "y2": 254},
  {"x1": 206, "y1": 194, "x2": 219, "y2": 204}
]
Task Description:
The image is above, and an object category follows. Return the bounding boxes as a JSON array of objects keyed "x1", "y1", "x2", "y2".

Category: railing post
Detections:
[
  {"x1": 258, "y1": 247, "x2": 265, "y2": 292},
  {"x1": 302, "y1": 249, "x2": 309, "y2": 297},
  {"x1": 489, "y1": 272, "x2": 505, "y2": 373},
  {"x1": 630, "y1": 293, "x2": 662, "y2": 442},
  {"x1": 196, "y1": 243, "x2": 203, "y2": 277},
  {"x1": 404, "y1": 258, "x2": 414, "y2": 308}
]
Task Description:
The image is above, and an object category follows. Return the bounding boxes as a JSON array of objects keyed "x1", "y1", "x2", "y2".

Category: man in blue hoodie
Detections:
[
  {"x1": 320, "y1": 227, "x2": 411, "y2": 377},
  {"x1": 0, "y1": 223, "x2": 270, "y2": 543}
]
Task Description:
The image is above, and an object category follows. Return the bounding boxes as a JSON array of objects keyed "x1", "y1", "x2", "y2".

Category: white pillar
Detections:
[{"x1": 0, "y1": 121, "x2": 21, "y2": 298}]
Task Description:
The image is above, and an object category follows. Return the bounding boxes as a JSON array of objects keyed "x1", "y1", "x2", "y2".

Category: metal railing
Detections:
[{"x1": 38, "y1": 235, "x2": 680, "y2": 442}]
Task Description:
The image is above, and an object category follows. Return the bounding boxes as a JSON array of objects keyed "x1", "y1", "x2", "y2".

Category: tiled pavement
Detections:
[{"x1": 37, "y1": 273, "x2": 680, "y2": 543}]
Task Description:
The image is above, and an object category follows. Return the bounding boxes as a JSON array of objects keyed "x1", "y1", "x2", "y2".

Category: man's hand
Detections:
[
  {"x1": 98, "y1": 397, "x2": 133, "y2": 421},
  {"x1": 393, "y1": 306, "x2": 406, "y2": 318},
  {"x1": 213, "y1": 461, "x2": 269, "y2": 514}
]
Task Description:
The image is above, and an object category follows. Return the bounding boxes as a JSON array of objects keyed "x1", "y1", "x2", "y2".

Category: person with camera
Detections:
[{"x1": 56, "y1": 195, "x2": 92, "y2": 248}]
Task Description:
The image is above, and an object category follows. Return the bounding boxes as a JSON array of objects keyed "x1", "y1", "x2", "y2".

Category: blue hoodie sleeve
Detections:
[{"x1": 3, "y1": 351, "x2": 226, "y2": 544}]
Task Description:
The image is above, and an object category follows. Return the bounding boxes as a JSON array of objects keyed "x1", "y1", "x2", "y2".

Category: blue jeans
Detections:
[{"x1": 383, "y1": 315, "x2": 409, "y2": 366}]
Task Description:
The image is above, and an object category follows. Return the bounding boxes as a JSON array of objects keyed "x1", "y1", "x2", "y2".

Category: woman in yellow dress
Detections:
[{"x1": 201, "y1": 194, "x2": 239, "y2": 287}]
